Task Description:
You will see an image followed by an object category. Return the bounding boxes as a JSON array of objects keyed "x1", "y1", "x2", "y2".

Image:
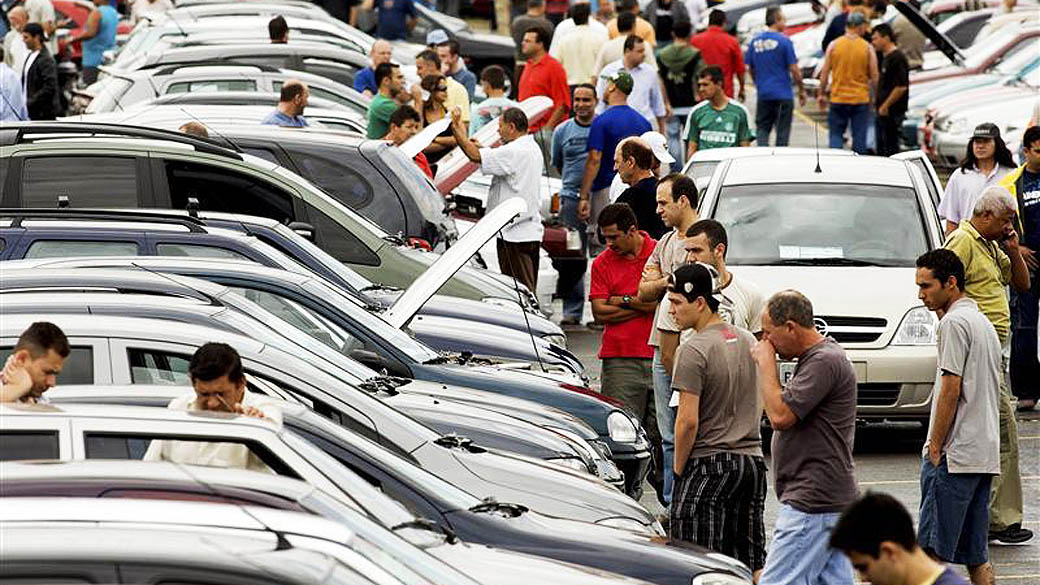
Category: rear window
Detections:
[
  {"x1": 166, "y1": 79, "x2": 257, "y2": 94},
  {"x1": 0, "y1": 431, "x2": 59, "y2": 461},
  {"x1": 0, "y1": 346, "x2": 95, "y2": 385},
  {"x1": 22, "y1": 156, "x2": 139, "y2": 208}
]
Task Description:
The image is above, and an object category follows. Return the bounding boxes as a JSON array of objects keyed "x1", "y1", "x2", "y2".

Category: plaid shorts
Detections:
[{"x1": 670, "y1": 452, "x2": 768, "y2": 571}]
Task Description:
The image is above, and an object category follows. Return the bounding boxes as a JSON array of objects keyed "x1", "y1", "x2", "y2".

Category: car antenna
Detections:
[
  {"x1": 498, "y1": 228, "x2": 547, "y2": 373},
  {"x1": 177, "y1": 106, "x2": 241, "y2": 152},
  {"x1": 813, "y1": 121, "x2": 822, "y2": 173}
]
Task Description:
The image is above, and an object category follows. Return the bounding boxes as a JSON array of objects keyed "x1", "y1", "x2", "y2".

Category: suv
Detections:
[
  {"x1": 0, "y1": 122, "x2": 530, "y2": 308},
  {"x1": 699, "y1": 152, "x2": 945, "y2": 425}
]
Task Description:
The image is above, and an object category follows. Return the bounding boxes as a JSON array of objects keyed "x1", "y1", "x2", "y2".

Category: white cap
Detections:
[
  {"x1": 426, "y1": 29, "x2": 450, "y2": 45},
  {"x1": 640, "y1": 131, "x2": 675, "y2": 165}
]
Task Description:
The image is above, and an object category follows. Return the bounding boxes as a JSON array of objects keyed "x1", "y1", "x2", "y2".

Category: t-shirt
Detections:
[
  {"x1": 590, "y1": 232, "x2": 657, "y2": 359},
  {"x1": 944, "y1": 221, "x2": 1012, "y2": 343},
  {"x1": 261, "y1": 109, "x2": 308, "y2": 127},
  {"x1": 685, "y1": 100, "x2": 753, "y2": 150},
  {"x1": 353, "y1": 66, "x2": 377, "y2": 95},
  {"x1": 366, "y1": 94, "x2": 398, "y2": 139},
  {"x1": 470, "y1": 96, "x2": 517, "y2": 135},
  {"x1": 480, "y1": 134, "x2": 545, "y2": 243},
  {"x1": 587, "y1": 105, "x2": 652, "y2": 191},
  {"x1": 551, "y1": 117, "x2": 592, "y2": 199},
  {"x1": 657, "y1": 44, "x2": 702, "y2": 110},
  {"x1": 375, "y1": 0, "x2": 415, "y2": 41},
  {"x1": 1018, "y1": 168, "x2": 1040, "y2": 250},
  {"x1": 745, "y1": 31, "x2": 796, "y2": 101},
  {"x1": 923, "y1": 297, "x2": 1001, "y2": 475},
  {"x1": 606, "y1": 15, "x2": 657, "y2": 46},
  {"x1": 876, "y1": 48, "x2": 910, "y2": 118},
  {"x1": 691, "y1": 26, "x2": 745, "y2": 98},
  {"x1": 671, "y1": 322, "x2": 763, "y2": 459},
  {"x1": 617, "y1": 176, "x2": 667, "y2": 239},
  {"x1": 23, "y1": 0, "x2": 57, "y2": 54},
  {"x1": 928, "y1": 567, "x2": 972, "y2": 585},
  {"x1": 549, "y1": 23, "x2": 609, "y2": 85},
  {"x1": 645, "y1": 229, "x2": 688, "y2": 346},
  {"x1": 772, "y1": 337, "x2": 857, "y2": 513},
  {"x1": 445, "y1": 77, "x2": 471, "y2": 123},
  {"x1": 517, "y1": 53, "x2": 570, "y2": 131},
  {"x1": 679, "y1": 271, "x2": 765, "y2": 344}
]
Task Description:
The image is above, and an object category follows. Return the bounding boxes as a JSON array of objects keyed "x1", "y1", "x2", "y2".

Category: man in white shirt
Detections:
[
  {"x1": 449, "y1": 105, "x2": 545, "y2": 293},
  {"x1": 22, "y1": 0, "x2": 56, "y2": 54},
  {"x1": 549, "y1": 2, "x2": 608, "y2": 86},
  {"x1": 596, "y1": 35, "x2": 668, "y2": 133},
  {"x1": 548, "y1": 0, "x2": 608, "y2": 55},
  {"x1": 3, "y1": 6, "x2": 28, "y2": 75},
  {"x1": 144, "y1": 343, "x2": 283, "y2": 473}
]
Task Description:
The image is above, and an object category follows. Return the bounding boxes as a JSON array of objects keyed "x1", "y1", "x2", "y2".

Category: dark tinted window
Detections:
[
  {"x1": 165, "y1": 160, "x2": 295, "y2": 224},
  {"x1": 285, "y1": 145, "x2": 374, "y2": 209},
  {"x1": 304, "y1": 203, "x2": 380, "y2": 266},
  {"x1": 0, "y1": 346, "x2": 94, "y2": 385},
  {"x1": 300, "y1": 59, "x2": 355, "y2": 86},
  {"x1": 241, "y1": 147, "x2": 281, "y2": 165},
  {"x1": 22, "y1": 157, "x2": 139, "y2": 207},
  {"x1": 127, "y1": 348, "x2": 192, "y2": 385},
  {"x1": 0, "y1": 431, "x2": 59, "y2": 461}
]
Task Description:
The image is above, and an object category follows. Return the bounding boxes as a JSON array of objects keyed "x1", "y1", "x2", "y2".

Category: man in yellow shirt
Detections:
[
  {"x1": 943, "y1": 185, "x2": 1033, "y2": 546},
  {"x1": 607, "y1": 0, "x2": 656, "y2": 46}
]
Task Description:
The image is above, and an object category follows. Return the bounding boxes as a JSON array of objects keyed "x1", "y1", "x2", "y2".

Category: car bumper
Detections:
[{"x1": 844, "y1": 345, "x2": 935, "y2": 421}]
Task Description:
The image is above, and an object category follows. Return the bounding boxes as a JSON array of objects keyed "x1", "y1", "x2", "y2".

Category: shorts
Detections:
[
  {"x1": 670, "y1": 452, "x2": 767, "y2": 571},
  {"x1": 918, "y1": 456, "x2": 992, "y2": 566}
]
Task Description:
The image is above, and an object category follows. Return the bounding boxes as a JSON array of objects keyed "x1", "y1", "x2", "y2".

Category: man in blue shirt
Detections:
[
  {"x1": 353, "y1": 39, "x2": 393, "y2": 98},
  {"x1": 745, "y1": 6, "x2": 802, "y2": 146},
  {"x1": 578, "y1": 70, "x2": 652, "y2": 254},
  {"x1": 0, "y1": 47, "x2": 28, "y2": 121},
  {"x1": 437, "y1": 39, "x2": 477, "y2": 99},
  {"x1": 361, "y1": 0, "x2": 416, "y2": 42},
  {"x1": 552, "y1": 83, "x2": 597, "y2": 325},
  {"x1": 261, "y1": 80, "x2": 309, "y2": 127}
]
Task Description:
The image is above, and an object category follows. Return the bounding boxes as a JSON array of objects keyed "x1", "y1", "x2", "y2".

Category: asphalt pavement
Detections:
[{"x1": 547, "y1": 95, "x2": 1040, "y2": 582}]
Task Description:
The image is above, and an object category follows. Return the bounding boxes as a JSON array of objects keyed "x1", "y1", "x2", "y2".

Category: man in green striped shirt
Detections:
[{"x1": 685, "y1": 66, "x2": 753, "y2": 157}]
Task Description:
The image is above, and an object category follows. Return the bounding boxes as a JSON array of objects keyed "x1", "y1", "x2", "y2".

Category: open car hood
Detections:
[
  {"x1": 384, "y1": 197, "x2": 527, "y2": 329},
  {"x1": 894, "y1": 0, "x2": 964, "y2": 66}
]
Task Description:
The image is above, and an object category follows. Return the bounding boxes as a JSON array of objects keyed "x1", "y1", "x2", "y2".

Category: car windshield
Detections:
[
  {"x1": 686, "y1": 161, "x2": 719, "y2": 187},
  {"x1": 963, "y1": 28, "x2": 1023, "y2": 69},
  {"x1": 376, "y1": 144, "x2": 447, "y2": 226},
  {"x1": 714, "y1": 184, "x2": 929, "y2": 266},
  {"x1": 270, "y1": 223, "x2": 372, "y2": 291}
]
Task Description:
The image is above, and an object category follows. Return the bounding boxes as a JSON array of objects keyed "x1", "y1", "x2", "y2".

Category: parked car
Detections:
[
  {"x1": 682, "y1": 147, "x2": 858, "y2": 192},
  {"x1": 910, "y1": 20, "x2": 1040, "y2": 83},
  {"x1": 0, "y1": 460, "x2": 753, "y2": 585},
  {"x1": 697, "y1": 151, "x2": 945, "y2": 425},
  {"x1": 0, "y1": 122, "x2": 539, "y2": 310},
  {"x1": 928, "y1": 82, "x2": 1037, "y2": 167},
  {"x1": 68, "y1": 101, "x2": 368, "y2": 132}
]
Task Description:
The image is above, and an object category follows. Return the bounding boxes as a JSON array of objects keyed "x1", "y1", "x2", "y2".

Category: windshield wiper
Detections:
[
  {"x1": 390, "y1": 518, "x2": 458, "y2": 544},
  {"x1": 762, "y1": 258, "x2": 898, "y2": 267},
  {"x1": 357, "y1": 375, "x2": 410, "y2": 395},
  {"x1": 434, "y1": 433, "x2": 487, "y2": 453},
  {"x1": 468, "y1": 497, "x2": 528, "y2": 517},
  {"x1": 360, "y1": 283, "x2": 402, "y2": 294}
]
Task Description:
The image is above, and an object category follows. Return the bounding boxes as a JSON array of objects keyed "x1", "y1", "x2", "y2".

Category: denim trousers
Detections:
[
  {"x1": 755, "y1": 99, "x2": 793, "y2": 146},
  {"x1": 759, "y1": 503, "x2": 855, "y2": 585},
  {"x1": 652, "y1": 347, "x2": 676, "y2": 505},
  {"x1": 827, "y1": 102, "x2": 871, "y2": 154},
  {"x1": 666, "y1": 112, "x2": 688, "y2": 173},
  {"x1": 557, "y1": 196, "x2": 588, "y2": 321}
]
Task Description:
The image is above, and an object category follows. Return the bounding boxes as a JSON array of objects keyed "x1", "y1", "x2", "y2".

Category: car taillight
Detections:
[
  {"x1": 560, "y1": 382, "x2": 627, "y2": 408},
  {"x1": 550, "y1": 192, "x2": 560, "y2": 215},
  {"x1": 408, "y1": 237, "x2": 432, "y2": 251}
]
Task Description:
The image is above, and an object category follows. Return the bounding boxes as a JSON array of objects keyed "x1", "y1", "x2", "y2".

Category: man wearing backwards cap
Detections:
[{"x1": 667, "y1": 262, "x2": 767, "y2": 578}]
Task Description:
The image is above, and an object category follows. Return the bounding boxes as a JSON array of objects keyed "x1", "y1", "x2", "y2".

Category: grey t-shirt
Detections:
[
  {"x1": 671, "y1": 322, "x2": 763, "y2": 459},
  {"x1": 644, "y1": 229, "x2": 688, "y2": 346},
  {"x1": 923, "y1": 297, "x2": 1001, "y2": 475},
  {"x1": 772, "y1": 337, "x2": 857, "y2": 513}
]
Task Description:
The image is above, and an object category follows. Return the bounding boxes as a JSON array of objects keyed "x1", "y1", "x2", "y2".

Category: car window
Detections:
[
  {"x1": 0, "y1": 346, "x2": 95, "y2": 385},
  {"x1": 127, "y1": 348, "x2": 192, "y2": 385},
  {"x1": 155, "y1": 243, "x2": 251, "y2": 260},
  {"x1": 285, "y1": 144, "x2": 374, "y2": 211},
  {"x1": 166, "y1": 79, "x2": 257, "y2": 94},
  {"x1": 303, "y1": 202, "x2": 380, "y2": 266},
  {"x1": 21, "y1": 156, "x2": 139, "y2": 207},
  {"x1": 226, "y1": 286, "x2": 367, "y2": 355},
  {"x1": 685, "y1": 160, "x2": 719, "y2": 189},
  {"x1": 308, "y1": 86, "x2": 352, "y2": 108},
  {"x1": 713, "y1": 184, "x2": 929, "y2": 266},
  {"x1": 908, "y1": 159, "x2": 940, "y2": 208},
  {"x1": 0, "y1": 432, "x2": 60, "y2": 461},
  {"x1": 300, "y1": 58, "x2": 355, "y2": 86},
  {"x1": 241, "y1": 147, "x2": 281, "y2": 165},
  {"x1": 0, "y1": 157, "x2": 9, "y2": 198},
  {"x1": 24, "y1": 240, "x2": 140, "y2": 259},
  {"x1": 165, "y1": 160, "x2": 295, "y2": 224},
  {"x1": 83, "y1": 432, "x2": 300, "y2": 477}
]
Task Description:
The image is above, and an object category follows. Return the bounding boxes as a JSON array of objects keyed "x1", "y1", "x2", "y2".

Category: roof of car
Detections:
[
  {"x1": 719, "y1": 154, "x2": 915, "y2": 187},
  {"x1": 0, "y1": 395, "x2": 303, "y2": 425},
  {"x1": 153, "y1": 41, "x2": 369, "y2": 65},
  {"x1": 688, "y1": 146, "x2": 858, "y2": 164},
  {"x1": 66, "y1": 104, "x2": 365, "y2": 132}
]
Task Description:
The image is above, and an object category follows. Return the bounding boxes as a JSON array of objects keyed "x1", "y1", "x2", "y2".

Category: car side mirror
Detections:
[{"x1": 288, "y1": 221, "x2": 316, "y2": 241}]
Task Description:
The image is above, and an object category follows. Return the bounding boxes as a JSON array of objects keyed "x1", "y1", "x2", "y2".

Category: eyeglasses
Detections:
[{"x1": 435, "y1": 85, "x2": 448, "y2": 91}]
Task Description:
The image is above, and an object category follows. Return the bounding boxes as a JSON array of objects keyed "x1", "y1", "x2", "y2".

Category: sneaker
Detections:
[{"x1": 989, "y1": 524, "x2": 1033, "y2": 544}]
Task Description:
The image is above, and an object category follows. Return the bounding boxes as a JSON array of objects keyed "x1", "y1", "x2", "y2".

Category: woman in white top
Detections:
[
  {"x1": 130, "y1": 0, "x2": 173, "y2": 25},
  {"x1": 937, "y1": 123, "x2": 1017, "y2": 235}
]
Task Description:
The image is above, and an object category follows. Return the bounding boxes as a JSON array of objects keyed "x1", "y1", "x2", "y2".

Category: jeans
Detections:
[
  {"x1": 652, "y1": 348, "x2": 675, "y2": 505},
  {"x1": 1010, "y1": 276, "x2": 1039, "y2": 402},
  {"x1": 919, "y1": 456, "x2": 991, "y2": 566},
  {"x1": 759, "y1": 504, "x2": 855, "y2": 585},
  {"x1": 875, "y1": 114, "x2": 904, "y2": 156},
  {"x1": 827, "y1": 102, "x2": 871, "y2": 154},
  {"x1": 666, "y1": 112, "x2": 688, "y2": 173},
  {"x1": 755, "y1": 99, "x2": 793, "y2": 146},
  {"x1": 557, "y1": 196, "x2": 588, "y2": 322}
]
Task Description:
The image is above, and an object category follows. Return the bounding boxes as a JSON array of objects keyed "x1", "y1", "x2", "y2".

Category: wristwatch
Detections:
[{"x1": 621, "y1": 295, "x2": 633, "y2": 309}]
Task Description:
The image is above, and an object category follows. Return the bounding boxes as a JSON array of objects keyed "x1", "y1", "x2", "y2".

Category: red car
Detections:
[{"x1": 52, "y1": 0, "x2": 131, "y2": 62}]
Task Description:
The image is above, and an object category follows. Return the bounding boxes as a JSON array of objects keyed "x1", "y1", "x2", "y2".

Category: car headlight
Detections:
[
  {"x1": 692, "y1": 573, "x2": 752, "y2": 585},
  {"x1": 595, "y1": 516, "x2": 654, "y2": 535},
  {"x1": 547, "y1": 456, "x2": 593, "y2": 474},
  {"x1": 542, "y1": 333, "x2": 567, "y2": 348},
  {"x1": 891, "y1": 306, "x2": 938, "y2": 346},
  {"x1": 607, "y1": 411, "x2": 638, "y2": 443}
]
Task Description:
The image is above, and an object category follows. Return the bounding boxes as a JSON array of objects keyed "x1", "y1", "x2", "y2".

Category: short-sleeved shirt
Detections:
[
  {"x1": 23, "y1": 0, "x2": 57, "y2": 54},
  {"x1": 595, "y1": 60, "x2": 667, "y2": 126},
  {"x1": 590, "y1": 233, "x2": 657, "y2": 359},
  {"x1": 470, "y1": 96, "x2": 517, "y2": 135},
  {"x1": 944, "y1": 220, "x2": 1013, "y2": 343},
  {"x1": 691, "y1": 26, "x2": 745, "y2": 98},
  {"x1": 353, "y1": 66, "x2": 377, "y2": 95},
  {"x1": 551, "y1": 117, "x2": 592, "y2": 199},
  {"x1": 937, "y1": 165, "x2": 1015, "y2": 225},
  {"x1": 550, "y1": 24, "x2": 609, "y2": 86},
  {"x1": 445, "y1": 77, "x2": 471, "y2": 123},
  {"x1": 517, "y1": 53, "x2": 571, "y2": 131},
  {"x1": 876, "y1": 48, "x2": 910, "y2": 117},
  {"x1": 745, "y1": 30, "x2": 796, "y2": 101},
  {"x1": 617, "y1": 176, "x2": 667, "y2": 239},
  {"x1": 261, "y1": 109, "x2": 308, "y2": 127},
  {"x1": 645, "y1": 229, "x2": 688, "y2": 346},
  {"x1": 375, "y1": 0, "x2": 415, "y2": 41},
  {"x1": 929, "y1": 567, "x2": 972, "y2": 585},
  {"x1": 587, "y1": 105, "x2": 652, "y2": 191},
  {"x1": 772, "y1": 337, "x2": 857, "y2": 513},
  {"x1": 366, "y1": 93, "x2": 398, "y2": 139},
  {"x1": 449, "y1": 67, "x2": 477, "y2": 100},
  {"x1": 1019, "y1": 168, "x2": 1040, "y2": 250},
  {"x1": 923, "y1": 297, "x2": 1001, "y2": 475},
  {"x1": 672, "y1": 322, "x2": 763, "y2": 459},
  {"x1": 548, "y1": 17, "x2": 606, "y2": 55},
  {"x1": 480, "y1": 133, "x2": 545, "y2": 243},
  {"x1": 685, "y1": 99, "x2": 753, "y2": 150},
  {"x1": 606, "y1": 15, "x2": 657, "y2": 46}
]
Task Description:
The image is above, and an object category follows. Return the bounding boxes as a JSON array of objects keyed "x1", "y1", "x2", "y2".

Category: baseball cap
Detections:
[
  {"x1": 971, "y1": 122, "x2": 1001, "y2": 139},
  {"x1": 641, "y1": 131, "x2": 675, "y2": 165},
  {"x1": 602, "y1": 70, "x2": 634, "y2": 95},
  {"x1": 426, "y1": 29, "x2": 450, "y2": 46},
  {"x1": 668, "y1": 263, "x2": 718, "y2": 301},
  {"x1": 846, "y1": 11, "x2": 867, "y2": 26}
]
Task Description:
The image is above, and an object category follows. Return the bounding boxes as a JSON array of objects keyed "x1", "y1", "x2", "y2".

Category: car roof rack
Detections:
[
  {"x1": 0, "y1": 122, "x2": 243, "y2": 159},
  {"x1": 151, "y1": 61, "x2": 281, "y2": 76},
  {"x1": 0, "y1": 208, "x2": 210, "y2": 233}
]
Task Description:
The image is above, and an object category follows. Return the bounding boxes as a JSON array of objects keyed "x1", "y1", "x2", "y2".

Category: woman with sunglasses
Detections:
[{"x1": 420, "y1": 73, "x2": 458, "y2": 166}]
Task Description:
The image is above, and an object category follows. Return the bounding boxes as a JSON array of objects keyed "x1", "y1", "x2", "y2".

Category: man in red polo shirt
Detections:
[
  {"x1": 691, "y1": 9, "x2": 746, "y2": 101},
  {"x1": 590, "y1": 202, "x2": 660, "y2": 464},
  {"x1": 518, "y1": 26, "x2": 571, "y2": 132}
]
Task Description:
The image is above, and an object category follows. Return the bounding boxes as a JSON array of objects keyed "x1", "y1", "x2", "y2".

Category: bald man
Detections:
[
  {"x1": 354, "y1": 39, "x2": 393, "y2": 98},
  {"x1": 3, "y1": 6, "x2": 29, "y2": 74},
  {"x1": 261, "y1": 80, "x2": 309, "y2": 127}
]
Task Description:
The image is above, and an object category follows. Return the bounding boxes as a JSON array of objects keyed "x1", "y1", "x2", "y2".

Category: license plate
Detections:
[
  {"x1": 779, "y1": 361, "x2": 797, "y2": 386},
  {"x1": 565, "y1": 228, "x2": 581, "y2": 251}
]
